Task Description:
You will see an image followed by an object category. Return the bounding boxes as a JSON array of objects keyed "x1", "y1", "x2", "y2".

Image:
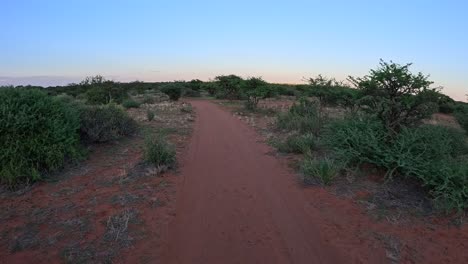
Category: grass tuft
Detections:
[
  {"x1": 122, "y1": 99, "x2": 141, "y2": 109},
  {"x1": 143, "y1": 134, "x2": 176, "y2": 172},
  {"x1": 146, "y1": 110, "x2": 155, "y2": 121},
  {"x1": 301, "y1": 158, "x2": 341, "y2": 186},
  {"x1": 276, "y1": 133, "x2": 316, "y2": 154}
]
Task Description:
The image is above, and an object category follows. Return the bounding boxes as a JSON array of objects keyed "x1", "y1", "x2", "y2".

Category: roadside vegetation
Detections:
[
  {"x1": 0, "y1": 88, "x2": 83, "y2": 186},
  {"x1": 143, "y1": 133, "x2": 177, "y2": 172},
  {"x1": 79, "y1": 104, "x2": 137, "y2": 143},
  {"x1": 144, "y1": 63, "x2": 464, "y2": 213},
  {"x1": 0, "y1": 76, "x2": 194, "y2": 263},
  {"x1": 0, "y1": 76, "x2": 188, "y2": 188},
  {"x1": 269, "y1": 60, "x2": 468, "y2": 213},
  {"x1": 1, "y1": 60, "x2": 467, "y2": 214}
]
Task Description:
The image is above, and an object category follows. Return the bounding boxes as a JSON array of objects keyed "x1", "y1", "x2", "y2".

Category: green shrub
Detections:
[
  {"x1": 161, "y1": 84, "x2": 182, "y2": 101},
  {"x1": 85, "y1": 82, "x2": 128, "y2": 105},
  {"x1": 326, "y1": 116, "x2": 467, "y2": 171},
  {"x1": 242, "y1": 77, "x2": 274, "y2": 110},
  {"x1": 276, "y1": 133, "x2": 316, "y2": 154},
  {"x1": 454, "y1": 104, "x2": 468, "y2": 133},
  {"x1": 144, "y1": 134, "x2": 176, "y2": 169},
  {"x1": 326, "y1": 115, "x2": 468, "y2": 211},
  {"x1": 181, "y1": 104, "x2": 193, "y2": 113},
  {"x1": 304, "y1": 75, "x2": 359, "y2": 108},
  {"x1": 274, "y1": 85, "x2": 297, "y2": 96},
  {"x1": 392, "y1": 125, "x2": 468, "y2": 211},
  {"x1": 188, "y1": 79, "x2": 203, "y2": 91},
  {"x1": 391, "y1": 125, "x2": 467, "y2": 177},
  {"x1": 54, "y1": 93, "x2": 75, "y2": 104},
  {"x1": 324, "y1": 115, "x2": 389, "y2": 167},
  {"x1": 301, "y1": 158, "x2": 341, "y2": 185},
  {"x1": 201, "y1": 82, "x2": 218, "y2": 96},
  {"x1": 122, "y1": 99, "x2": 141, "y2": 109},
  {"x1": 214, "y1": 75, "x2": 244, "y2": 99},
  {"x1": 431, "y1": 161, "x2": 468, "y2": 212},
  {"x1": 277, "y1": 98, "x2": 325, "y2": 135},
  {"x1": 417, "y1": 89, "x2": 456, "y2": 114},
  {"x1": 184, "y1": 88, "x2": 201, "y2": 97},
  {"x1": 0, "y1": 88, "x2": 82, "y2": 186},
  {"x1": 142, "y1": 95, "x2": 156, "y2": 104},
  {"x1": 349, "y1": 60, "x2": 438, "y2": 134},
  {"x1": 76, "y1": 93, "x2": 87, "y2": 101},
  {"x1": 147, "y1": 110, "x2": 155, "y2": 121},
  {"x1": 439, "y1": 102, "x2": 456, "y2": 114},
  {"x1": 79, "y1": 104, "x2": 137, "y2": 143}
]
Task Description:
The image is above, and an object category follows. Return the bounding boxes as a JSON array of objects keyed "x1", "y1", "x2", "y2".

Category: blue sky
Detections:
[{"x1": 1, "y1": 0, "x2": 467, "y2": 100}]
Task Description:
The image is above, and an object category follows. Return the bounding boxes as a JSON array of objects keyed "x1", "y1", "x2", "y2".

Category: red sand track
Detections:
[{"x1": 162, "y1": 101, "x2": 384, "y2": 264}]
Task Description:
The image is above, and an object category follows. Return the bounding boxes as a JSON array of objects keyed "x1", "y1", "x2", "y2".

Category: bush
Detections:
[
  {"x1": 147, "y1": 110, "x2": 155, "y2": 121},
  {"x1": 431, "y1": 161, "x2": 468, "y2": 212},
  {"x1": 439, "y1": 102, "x2": 456, "y2": 114},
  {"x1": 214, "y1": 75, "x2": 244, "y2": 99},
  {"x1": 83, "y1": 76, "x2": 128, "y2": 105},
  {"x1": 161, "y1": 84, "x2": 182, "y2": 101},
  {"x1": 142, "y1": 95, "x2": 156, "y2": 104},
  {"x1": 276, "y1": 133, "x2": 316, "y2": 154},
  {"x1": 122, "y1": 99, "x2": 141, "y2": 109},
  {"x1": 277, "y1": 98, "x2": 325, "y2": 135},
  {"x1": 391, "y1": 125, "x2": 468, "y2": 211},
  {"x1": 79, "y1": 104, "x2": 137, "y2": 143},
  {"x1": 417, "y1": 89, "x2": 456, "y2": 114},
  {"x1": 201, "y1": 82, "x2": 218, "y2": 96},
  {"x1": 144, "y1": 134, "x2": 176, "y2": 169},
  {"x1": 184, "y1": 88, "x2": 201, "y2": 97},
  {"x1": 301, "y1": 158, "x2": 341, "y2": 185},
  {"x1": 0, "y1": 88, "x2": 82, "y2": 186},
  {"x1": 274, "y1": 85, "x2": 297, "y2": 96},
  {"x1": 391, "y1": 125, "x2": 467, "y2": 176},
  {"x1": 54, "y1": 93, "x2": 75, "y2": 104},
  {"x1": 349, "y1": 60, "x2": 438, "y2": 134},
  {"x1": 180, "y1": 104, "x2": 193, "y2": 113},
  {"x1": 242, "y1": 77, "x2": 274, "y2": 110},
  {"x1": 188, "y1": 79, "x2": 203, "y2": 91},
  {"x1": 304, "y1": 75, "x2": 359, "y2": 108},
  {"x1": 324, "y1": 115, "x2": 389, "y2": 167},
  {"x1": 325, "y1": 114, "x2": 468, "y2": 211},
  {"x1": 454, "y1": 104, "x2": 468, "y2": 133}
]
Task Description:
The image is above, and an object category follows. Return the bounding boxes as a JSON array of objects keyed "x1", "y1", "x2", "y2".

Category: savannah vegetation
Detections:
[
  {"x1": 0, "y1": 76, "x2": 184, "y2": 187},
  {"x1": 1, "y1": 60, "x2": 467, "y2": 213},
  {"x1": 273, "y1": 60, "x2": 468, "y2": 213}
]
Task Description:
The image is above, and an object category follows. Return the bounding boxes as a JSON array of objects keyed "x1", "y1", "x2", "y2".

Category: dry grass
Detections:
[
  {"x1": 110, "y1": 193, "x2": 141, "y2": 206},
  {"x1": 8, "y1": 223, "x2": 40, "y2": 253},
  {"x1": 104, "y1": 209, "x2": 138, "y2": 246},
  {"x1": 373, "y1": 232, "x2": 402, "y2": 264}
]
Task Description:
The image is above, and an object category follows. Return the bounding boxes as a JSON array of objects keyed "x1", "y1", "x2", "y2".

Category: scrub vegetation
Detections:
[
  {"x1": 0, "y1": 59, "x2": 467, "y2": 264},
  {"x1": 270, "y1": 60, "x2": 468, "y2": 212},
  {"x1": 1, "y1": 60, "x2": 466, "y2": 211}
]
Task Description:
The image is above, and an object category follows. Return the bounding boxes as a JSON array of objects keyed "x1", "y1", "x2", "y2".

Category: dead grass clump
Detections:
[{"x1": 104, "y1": 209, "x2": 138, "y2": 247}]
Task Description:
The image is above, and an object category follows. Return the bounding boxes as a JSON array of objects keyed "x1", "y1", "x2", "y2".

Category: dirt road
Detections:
[{"x1": 162, "y1": 100, "x2": 383, "y2": 264}]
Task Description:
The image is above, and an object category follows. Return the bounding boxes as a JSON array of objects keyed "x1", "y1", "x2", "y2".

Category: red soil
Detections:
[
  {"x1": 0, "y1": 137, "x2": 182, "y2": 263},
  {"x1": 1, "y1": 100, "x2": 467, "y2": 263},
  {"x1": 161, "y1": 101, "x2": 371, "y2": 263},
  {"x1": 161, "y1": 100, "x2": 468, "y2": 264}
]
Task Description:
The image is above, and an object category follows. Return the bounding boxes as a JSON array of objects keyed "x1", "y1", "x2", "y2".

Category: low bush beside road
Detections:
[
  {"x1": 0, "y1": 88, "x2": 83, "y2": 186},
  {"x1": 143, "y1": 134, "x2": 176, "y2": 172},
  {"x1": 79, "y1": 104, "x2": 138, "y2": 143}
]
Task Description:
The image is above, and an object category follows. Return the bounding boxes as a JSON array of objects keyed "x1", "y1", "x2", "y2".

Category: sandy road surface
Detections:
[{"x1": 162, "y1": 100, "x2": 383, "y2": 264}]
